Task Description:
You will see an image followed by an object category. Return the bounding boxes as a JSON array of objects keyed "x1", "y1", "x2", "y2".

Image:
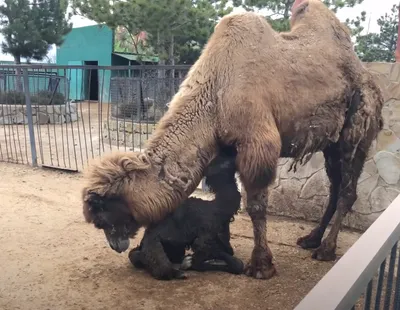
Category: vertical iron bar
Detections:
[
  {"x1": 45, "y1": 70, "x2": 54, "y2": 167},
  {"x1": 137, "y1": 75, "x2": 142, "y2": 151},
  {"x1": 87, "y1": 68, "x2": 94, "y2": 159},
  {"x1": 64, "y1": 68, "x2": 73, "y2": 169},
  {"x1": 66, "y1": 74, "x2": 78, "y2": 171},
  {"x1": 52, "y1": 71, "x2": 61, "y2": 168},
  {"x1": 34, "y1": 69, "x2": 44, "y2": 165},
  {"x1": 3, "y1": 87, "x2": 10, "y2": 162},
  {"x1": 73, "y1": 68, "x2": 84, "y2": 170},
  {"x1": 122, "y1": 71, "x2": 126, "y2": 151},
  {"x1": 384, "y1": 242, "x2": 398, "y2": 309},
  {"x1": 78, "y1": 68, "x2": 89, "y2": 165},
  {"x1": 116, "y1": 71, "x2": 120, "y2": 150},
  {"x1": 5, "y1": 86, "x2": 14, "y2": 162},
  {"x1": 130, "y1": 70, "x2": 135, "y2": 151},
  {"x1": 394, "y1": 246, "x2": 400, "y2": 310},
  {"x1": 364, "y1": 279, "x2": 373, "y2": 310},
  {"x1": 9, "y1": 85, "x2": 19, "y2": 163},
  {"x1": 375, "y1": 258, "x2": 387, "y2": 310},
  {"x1": 22, "y1": 68, "x2": 37, "y2": 167},
  {"x1": 106, "y1": 69, "x2": 112, "y2": 151},
  {"x1": 99, "y1": 67, "x2": 105, "y2": 155}
]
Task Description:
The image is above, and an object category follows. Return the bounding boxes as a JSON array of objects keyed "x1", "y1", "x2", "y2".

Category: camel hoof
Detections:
[
  {"x1": 312, "y1": 245, "x2": 337, "y2": 261},
  {"x1": 244, "y1": 250, "x2": 276, "y2": 280},
  {"x1": 244, "y1": 262, "x2": 276, "y2": 279},
  {"x1": 297, "y1": 234, "x2": 322, "y2": 249}
]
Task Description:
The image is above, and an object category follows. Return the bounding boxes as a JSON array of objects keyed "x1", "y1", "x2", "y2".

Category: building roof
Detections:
[{"x1": 112, "y1": 52, "x2": 159, "y2": 63}]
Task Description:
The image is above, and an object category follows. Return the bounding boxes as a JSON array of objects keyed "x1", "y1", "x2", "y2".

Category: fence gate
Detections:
[{"x1": 0, "y1": 64, "x2": 190, "y2": 171}]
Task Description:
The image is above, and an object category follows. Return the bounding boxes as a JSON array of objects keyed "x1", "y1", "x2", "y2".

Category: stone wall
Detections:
[
  {"x1": 0, "y1": 101, "x2": 78, "y2": 125},
  {"x1": 263, "y1": 62, "x2": 400, "y2": 231}
]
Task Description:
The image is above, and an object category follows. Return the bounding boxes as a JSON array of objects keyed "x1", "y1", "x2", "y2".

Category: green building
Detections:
[{"x1": 56, "y1": 24, "x2": 159, "y2": 103}]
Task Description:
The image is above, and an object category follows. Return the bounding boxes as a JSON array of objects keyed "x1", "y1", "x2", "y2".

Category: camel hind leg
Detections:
[
  {"x1": 312, "y1": 141, "x2": 367, "y2": 260},
  {"x1": 297, "y1": 143, "x2": 342, "y2": 249},
  {"x1": 311, "y1": 106, "x2": 381, "y2": 261}
]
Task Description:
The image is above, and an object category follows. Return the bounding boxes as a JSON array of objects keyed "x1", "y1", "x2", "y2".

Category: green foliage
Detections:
[
  {"x1": 72, "y1": 0, "x2": 233, "y2": 64},
  {"x1": 72, "y1": 0, "x2": 370, "y2": 64},
  {"x1": 0, "y1": 90, "x2": 26, "y2": 105},
  {"x1": 0, "y1": 0, "x2": 72, "y2": 64},
  {"x1": 31, "y1": 90, "x2": 66, "y2": 105},
  {"x1": 0, "y1": 90, "x2": 65, "y2": 105},
  {"x1": 354, "y1": 4, "x2": 399, "y2": 62},
  {"x1": 232, "y1": 0, "x2": 366, "y2": 32}
]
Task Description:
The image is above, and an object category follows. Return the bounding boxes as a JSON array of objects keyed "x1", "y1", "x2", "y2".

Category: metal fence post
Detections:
[{"x1": 22, "y1": 68, "x2": 37, "y2": 167}]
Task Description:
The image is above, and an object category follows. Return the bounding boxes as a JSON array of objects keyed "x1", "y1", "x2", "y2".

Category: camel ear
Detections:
[
  {"x1": 138, "y1": 153, "x2": 150, "y2": 165},
  {"x1": 120, "y1": 153, "x2": 151, "y2": 173},
  {"x1": 120, "y1": 156, "x2": 137, "y2": 172},
  {"x1": 291, "y1": 0, "x2": 309, "y2": 18}
]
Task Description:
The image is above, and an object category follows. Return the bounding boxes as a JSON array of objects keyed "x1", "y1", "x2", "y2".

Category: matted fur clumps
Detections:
[{"x1": 81, "y1": 151, "x2": 179, "y2": 225}]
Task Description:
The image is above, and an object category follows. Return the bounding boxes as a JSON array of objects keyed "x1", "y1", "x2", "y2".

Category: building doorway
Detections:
[{"x1": 84, "y1": 61, "x2": 99, "y2": 101}]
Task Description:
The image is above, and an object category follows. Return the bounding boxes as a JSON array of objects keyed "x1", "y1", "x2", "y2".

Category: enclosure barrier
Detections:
[
  {"x1": 295, "y1": 194, "x2": 400, "y2": 310},
  {"x1": 0, "y1": 64, "x2": 190, "y2": 171}
]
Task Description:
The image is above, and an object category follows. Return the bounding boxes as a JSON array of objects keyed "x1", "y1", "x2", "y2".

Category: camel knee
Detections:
[{"x1": 245, "y1": 190, "x2": 268, "y2": 218}]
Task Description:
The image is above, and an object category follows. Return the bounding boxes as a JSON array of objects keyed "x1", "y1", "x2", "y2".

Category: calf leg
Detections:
[
  {"x1": 140, "y1": 239, "x2": 186, "y2": 280},
  {"x1": 217, "y1": 222, "x2": 234, "y2": 256},
  {"x1": 297, "y1": 143, "x2": 342, "y2": 249},
  {"x1": 185, "y1": 237, "x2": 244, "y2": 274},
  {"x1": 188, "y1": 251, "x2": 244, "y2": 274}
]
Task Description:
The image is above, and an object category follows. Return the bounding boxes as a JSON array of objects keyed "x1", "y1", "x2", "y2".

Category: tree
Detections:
[
  {"x1": 231, "y1": 0, "x2": 366, "y2": 33},
  {"x1": 71, "y1": 0, "x2": 232, "y2": 64},
  {"x1": 355, "y1": 4, "x2": 399, "y2": 62},
  {"x1": 0, "y1": 0, "x2": 72, "y2": 64}
]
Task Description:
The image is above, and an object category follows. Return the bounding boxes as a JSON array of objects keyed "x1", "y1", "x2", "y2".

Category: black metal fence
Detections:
[
  {"x1": 0, "y1": 64, "x2": 190, "y2": 171},
  {"x1": 295, "y1": 194, "x2": 400, "y2": 310}
]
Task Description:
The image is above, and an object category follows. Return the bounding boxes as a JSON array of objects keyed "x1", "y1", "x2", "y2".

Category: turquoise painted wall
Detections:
[
  {"x1": 56, "y1": 25, "x2": 113, "y2": 103},
  {"x1": 0, "y1": 65, "x2": 67, "y2": 96}
]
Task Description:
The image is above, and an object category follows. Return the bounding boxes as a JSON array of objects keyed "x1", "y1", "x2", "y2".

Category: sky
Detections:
[{"x1": 0, "y1": 0, "x2": 397, "y2": 62}]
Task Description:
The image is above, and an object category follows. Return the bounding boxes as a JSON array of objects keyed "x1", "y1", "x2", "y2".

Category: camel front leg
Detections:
[
  {"x1": 235, "y1": 125, "x2": 281, "y2": 279},
  {"x1": 245, "y1": 187, "x2": 277, "y2": 279}
]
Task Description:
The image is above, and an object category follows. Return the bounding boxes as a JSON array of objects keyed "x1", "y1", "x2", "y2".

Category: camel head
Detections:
[
  {"x1": 81, "y1": 151, "x2": 177, "y2": 253},
  {"x1": 290, "y1": 0, "x2": 344, "y2": 31}
]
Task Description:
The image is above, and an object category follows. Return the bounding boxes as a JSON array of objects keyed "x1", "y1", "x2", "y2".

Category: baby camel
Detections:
[{"x1": 128, "y1": 149, "x2": 244, "y2": 280}]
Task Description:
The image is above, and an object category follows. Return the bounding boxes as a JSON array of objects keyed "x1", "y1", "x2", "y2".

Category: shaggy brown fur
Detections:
[{"x1": 82, "y1": 0, "x2": 384, "y2": 280}]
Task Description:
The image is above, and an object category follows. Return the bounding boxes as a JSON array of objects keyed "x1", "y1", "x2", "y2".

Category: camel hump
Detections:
[{"x1": 214, "y1": 11, "x2": 277, "y2": 45}]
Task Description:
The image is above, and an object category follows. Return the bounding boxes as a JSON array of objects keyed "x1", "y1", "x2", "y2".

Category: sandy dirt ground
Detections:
[{"x1": 0, "y1": 162, "x2": 362, "y2": 310}]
